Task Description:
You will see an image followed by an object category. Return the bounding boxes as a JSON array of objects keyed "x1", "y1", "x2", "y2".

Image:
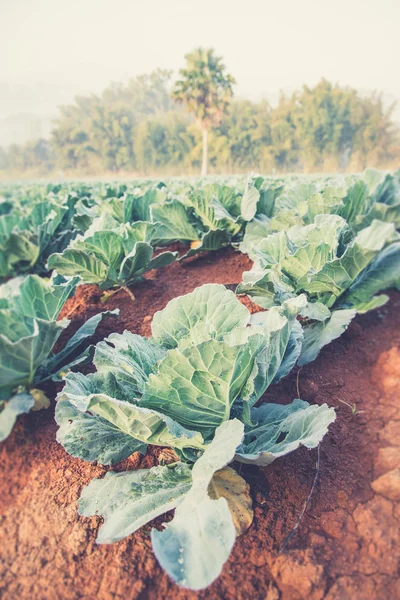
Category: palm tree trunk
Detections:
[{"x1": 201, "y1": 127, "x2": 208, "y2": 176}]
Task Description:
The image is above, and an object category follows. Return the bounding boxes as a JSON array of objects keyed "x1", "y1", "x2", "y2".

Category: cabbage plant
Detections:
[
  {"x1": 175, "y1": 182, "x2": 260, "y2": 258},
  {"x1": 241, "y1": 170, "x2": 400, "y2": 254},
  {"x1": 0, "y1": 274, "x2": 117, "y2": 441},
  {"x1": 104, "y1": 183, "x2": 261, "y2": 258},
  {"x1": 0, "y1": 196, "x2": 78, "y2": 281},
  {"x1": 47, "y1": 215, "x2": 178, "y2": 299},
  {"x1": 238, "y1": 215, "x2": 400, "y2": 364},
  {"x1": 55, "y1": 284, "x2": 335, "y2": 590}
]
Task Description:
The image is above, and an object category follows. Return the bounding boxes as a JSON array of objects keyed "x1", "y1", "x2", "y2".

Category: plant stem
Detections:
[
  {"x1": 100, "y1": 288, "x2": 121, "y2": 303},
  {"x1": 121, "y1": 285, "x2": 136, "y2": 303},
  {"x1": 296, "y1": 367, "x2": 303, "y2": 398}
]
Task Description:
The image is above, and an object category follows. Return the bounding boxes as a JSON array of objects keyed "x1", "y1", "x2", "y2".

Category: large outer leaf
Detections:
[
  {"x1": 58, "y1": 371, "x2": 205, "y2": 451},
  {"x1": 142, "y1": 339, "x2": 257, "y2": 435},
  {"x1": 0, "y1": 317, "x2": 68, "y2": 400},
  {"x1": 7, "y1": 231, "x2": 40, "y2": 267},
  {"x1": 305, "y1": 191, "x2": 345, "y2": 222},
  {"x1": 339, "y1": 241, "x2": 400, "y2": 310},
  {"x1": 118, "y1": 241, "x2": 153, "y2": 284},
  {"x1": 240, "y1": 186, "x2": 260, "y2": 221},
  {"x1": 364, "y1": 202, "x2": 400, "y2": 230},
  {"x1": 298, "y1": 309, "x2": 356, "y2": 366},
  {"x1": 40, "y1": 309, "x2": 119, "y2": 380},
  {"x1": 275, "y1": 182, "x2": 318, "y2": 212},
  {"x1": 151, "y1": 200, "x2": 199, "y2": 242},
  {"x1": 0, "y1": 214, "x2": 20, "y2": 242},
  {"x1": 240, "y1": 216, "x2": 272, "y2": 256},
  {"x1": 255, "y1": 181, "x2": 282, "y2": 217},
  {"x1": 338, "y1": 180, "x2": 371, "y2": 225},
  {"x1": 236, "y1": 400, "x2": 335, "y2": 465},
  {"x1": 146, "y1": 250, "x2": 178, "y2": 271},
  {"x1": 370, "y1": 170, "x2": 400, "y2": 205},
  {"x1": 181, "y1": 189, "x2": 220, "y2": 230},
  {"x1": 0, "y1": 276, "x2": 25, "y2": 307},
  {"x1": 252, "y1": 230, "x2": 290, "y2": 267},
  {"x1": 78, "y1": 213, "x2": 119, "y2": 238},
  {"x1": 128, "y1": 189, "x2": 165, "y2": 222},
  {"x1": 88, "y1": 397, "x2": 205, "y2": 450},
  {"x1": 180, "y1": 229, "x2": 231, "y2": 260},
  {"x1": 271, "y1": 320, "x2": 304, "y2": 384},
  {"x1": 47, "y1": 249, "x2": 108, "y2": 284},
  {"x1": 94, "y1": 330, "x2": 166, "y2": 395},
  {"x1": 55, "y1": 398, "x2": 146, "y2": 464},
  {"x1": 12, "y1": 274, "x2": 79, "y2": 321},
  {"x1": 210, "y1": 185, "x2": 242, "y2": 219},
  {"x1": 78, "y1": 463, "x2": 192, "y2": 542},
  {"x1": 151, "y1": 284, "x2": 249, "y2": 349},
  {"x1": 152, "y1": 420, "x2": 244, "y2": 590},
  {"x1": 57, "y1": 371, "x2": 133, "y2": 411},
  {"x1": 74, "y1": 230, "x2": 123, "y2": 270},
  {"x1": 240, "y1": 295, "x2": 307, "y2": 406},
  {"x1": 121, "y1": 221, "x2": 158, "y2": 248},
  {"x1": 34, "y1": 203, "x2": 66, "y2": 251},
  {"x1": 0, "y1": 392, "x2": 35, "y2": 442}
]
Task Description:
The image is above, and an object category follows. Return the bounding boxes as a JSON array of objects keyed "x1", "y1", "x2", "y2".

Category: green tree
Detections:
[
  {"x1": 134, "y1": 111, "x2": 197, "y2": 174},
  {"x1": 172, "y1": 48, "x2": 235, "y2": 176},
  {"x1": 265, "y1": 94, "x2": 299, "y2": 171},
  {"x1": 350, "y1": 93, "x2": 398, "y2": 170},
  {"x1": 210, "y1": 100, "x2": 271, "y2": 171},
  {"x1": 3, "y1": 72, "x2": 399, "y2": 177},
  {"x1": 291, "y1": 80, "x2": 358, "y2": 171},
  {"x1": 51, "y1": 70, "x2": 174, "y2": 173}
]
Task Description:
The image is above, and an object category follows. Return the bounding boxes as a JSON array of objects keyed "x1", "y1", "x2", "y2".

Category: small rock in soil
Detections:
[{"x1": 371, "y1": 468, "x2": 400, "y2": 501}]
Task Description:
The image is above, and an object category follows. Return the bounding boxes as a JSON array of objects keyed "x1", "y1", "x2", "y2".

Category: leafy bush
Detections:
[
  {"x1": 0, "y1": 274, "x2": 117, "y2": 441},
  {"x1": 56, "y1": 284, "x2": 335, "y2": 589},
  {"x1": 47, "y1": 215, "x2": 178, "y2": 292},
  {"x1": 238, "y1": 215, "x2": 400, "y2": 364},
  {"x1": 242, "y1": 169, "x2": 400, "y2": 255},
  {"x1": 175, "y1": 182, "x2": 260, "y2": 257},
  {"x1": 0, "y1": 195, "x2": 79, "y2": 281}
]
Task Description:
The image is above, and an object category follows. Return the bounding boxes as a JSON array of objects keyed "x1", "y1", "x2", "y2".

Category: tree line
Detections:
[{"x1": 1, "y1": 49, "x2": 399, "y2": 177}]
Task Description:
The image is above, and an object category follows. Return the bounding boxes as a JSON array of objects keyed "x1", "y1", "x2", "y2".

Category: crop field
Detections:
[{"x1": 0, "y1": 170, "x2": 399, "y2": 599}]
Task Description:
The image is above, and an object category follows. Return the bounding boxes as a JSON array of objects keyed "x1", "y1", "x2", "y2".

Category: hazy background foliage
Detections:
[{"x1": 1, "y1": 70, "x2": 398, "y2": 178}]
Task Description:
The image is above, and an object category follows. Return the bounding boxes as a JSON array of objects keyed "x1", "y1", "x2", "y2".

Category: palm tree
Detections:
[{"x1": 172, "y1": 48, "x2": 235, "y2": 176}]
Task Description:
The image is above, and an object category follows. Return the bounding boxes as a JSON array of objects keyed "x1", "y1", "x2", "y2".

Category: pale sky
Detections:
[{"x1": 1, "y1": 0, "x2": 399, "y2": 125}]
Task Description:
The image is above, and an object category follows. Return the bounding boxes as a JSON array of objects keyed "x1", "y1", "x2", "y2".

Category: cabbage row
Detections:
[
  {"x1": 0, "y1": 179, "x2": 261, "y2": 282},
  {"x1": 2, "y1": 169, "x2": 398, "y2": 289}
]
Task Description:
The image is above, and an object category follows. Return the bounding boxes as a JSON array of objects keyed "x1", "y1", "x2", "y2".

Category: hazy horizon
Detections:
[{"x1": 1, "y1": 0, "x2": 400, "y2": 145}]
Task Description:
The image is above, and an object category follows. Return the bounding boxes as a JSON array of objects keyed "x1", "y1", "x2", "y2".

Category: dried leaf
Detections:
[
  {"x1": 30, "y1": 388, "x2": 51, "y2": 411},
  {"x1": 208, "y1": 466, "x2": 253, "y2": 536}
]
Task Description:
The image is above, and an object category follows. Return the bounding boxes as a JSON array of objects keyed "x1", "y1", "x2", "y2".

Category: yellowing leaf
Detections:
[
  {"x1": 208, "y1": 466, "x2": 253, "y2": 536},
  {"x1": 190, "y1": 240, "x2": 202, "y2": 249},
  {"x1": 30, "y1": 388, "x2": 51, "y2": 411}
]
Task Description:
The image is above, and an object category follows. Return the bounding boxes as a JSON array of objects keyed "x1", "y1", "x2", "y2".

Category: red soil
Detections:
[{"x1": 1, "y1": 248, "x2": 399, "y2": 600}]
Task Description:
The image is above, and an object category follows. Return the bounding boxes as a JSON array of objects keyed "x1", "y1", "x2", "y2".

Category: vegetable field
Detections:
[{"x1": 1, "y1": 170, "x2": 399, "y2": 600}]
